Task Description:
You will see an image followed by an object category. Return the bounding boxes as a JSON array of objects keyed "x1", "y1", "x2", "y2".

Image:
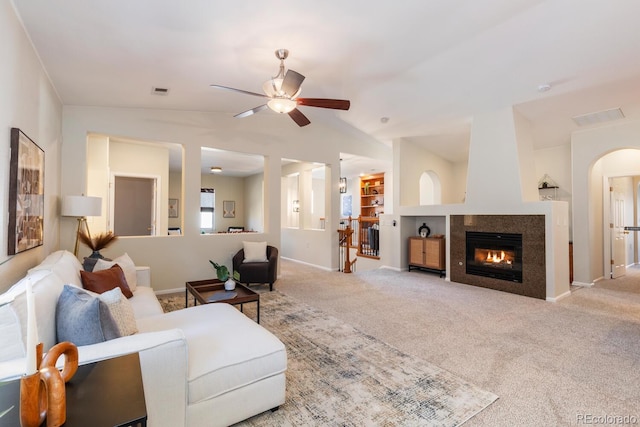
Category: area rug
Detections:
[{"x1": 158, "y1": 291, "x2": 498, "y2": 426}]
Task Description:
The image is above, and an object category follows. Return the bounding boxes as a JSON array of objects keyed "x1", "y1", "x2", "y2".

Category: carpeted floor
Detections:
[
  {"x1": 159, "y1": 290, "x2": 498, "y2": 426},
  {"x1": 161, "y1": 261, "x2": 640, "y2": 426}
]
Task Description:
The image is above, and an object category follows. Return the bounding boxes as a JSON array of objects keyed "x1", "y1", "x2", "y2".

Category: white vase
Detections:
[{"x1": 224, "y1": 279, "x2": 236, "y2": 291}]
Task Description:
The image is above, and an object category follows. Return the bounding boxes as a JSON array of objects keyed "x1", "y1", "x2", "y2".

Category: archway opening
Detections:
[{"x1": 419, "y1": 170, "x2": 442, "y2": 205}]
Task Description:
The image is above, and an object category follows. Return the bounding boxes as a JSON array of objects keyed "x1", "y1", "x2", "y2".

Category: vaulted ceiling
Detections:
[{"x1": 13, "y1": 0, "x2": 640, "y2": 164}]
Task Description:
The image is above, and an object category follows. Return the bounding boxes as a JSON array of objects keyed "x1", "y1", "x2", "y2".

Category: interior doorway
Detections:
[
  {"x1": 598, "y1": 149, "x2": 640, "y2": 280},
  {"x1": 111, "y1": 175, "x2": 158, "y2": 236}
]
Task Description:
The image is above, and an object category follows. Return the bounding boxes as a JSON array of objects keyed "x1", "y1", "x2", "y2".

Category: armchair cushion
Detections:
[{"x1": 242, "y1": 241, "x2": 268, "y2": 262}]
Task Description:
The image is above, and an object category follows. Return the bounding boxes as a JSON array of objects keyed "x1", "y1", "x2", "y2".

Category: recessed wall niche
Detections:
[
  {"x1": 200, "y1": 147, "x2": 264, "y2": 234},
  {"x1": 281, "y1": 159, "x2": 329, "y2": 231},
  {"x1": 87, "y1": 134, "x2": 183, "y2": 237}
]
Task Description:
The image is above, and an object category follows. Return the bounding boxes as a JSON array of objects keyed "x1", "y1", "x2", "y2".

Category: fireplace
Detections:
[{"x1": 466, "y1": 231, "x2": 523, "y2": 283}]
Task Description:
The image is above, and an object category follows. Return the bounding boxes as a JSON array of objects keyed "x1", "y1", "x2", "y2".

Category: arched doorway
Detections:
[
  {"x1": 419, "y1": 170, "x2": 441, "y2": 205},
  {"x1": 596, "y1": 149, "x2": 640, "y2": 280}
]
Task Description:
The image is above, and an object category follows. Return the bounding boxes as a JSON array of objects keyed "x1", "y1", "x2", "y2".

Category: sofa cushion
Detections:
[
  {"x1": 96, "y1": 287, "x2": 138, "y2": 337},
  {"x1": 28, "y1": 250, "x2": 83, "y2": 287},
  {"x1": 80, "y1": 264, "x2": 133, "y2": 298},
  {"x1": 6, "y1": 271, "x2": 66, "y2": 355},
  {"x1": 0, "y1": 302, "x2": 24, "y2": 362},
  {"x1": 128, "y1": 286, "x2": 164, "y2": 319},
  {"x1": 94, "y1": 253, "x2": 137, "y2": 292},
  {"x1": 137, "y1": 303, "x2": 286, "y2": 404},
  {"x1": 243, "y1": 241, "x2": 268, "y2": 263},
  {"x1": 56, "y1": 285, "x2": 120, "y2": 345}
]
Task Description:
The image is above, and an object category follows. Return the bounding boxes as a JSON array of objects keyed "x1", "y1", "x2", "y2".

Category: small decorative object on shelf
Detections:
[
  {"x1": 537, "y1": 173, "x2": 559, "y2": 200},
  {"x1": 418, "y1": 223, "x2": 431, "y2": 238},
  {"x1": 537, "y1": 173, "x2": 559, "y2": 190}
]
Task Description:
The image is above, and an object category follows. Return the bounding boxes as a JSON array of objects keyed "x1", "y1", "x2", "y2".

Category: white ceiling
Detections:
[{"x1": 12, "y1": 0, "x2": 640, "y2": 166}]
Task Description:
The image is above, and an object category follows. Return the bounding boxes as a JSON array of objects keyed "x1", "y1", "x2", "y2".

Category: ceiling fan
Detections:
[{"x1": 211, "y1": 49, "x2": 350, "y2": 127}]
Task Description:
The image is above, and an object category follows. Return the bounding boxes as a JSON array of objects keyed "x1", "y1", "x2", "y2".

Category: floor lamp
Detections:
[{"x1": 61, "y1": 196, "x2": 102, "y2": 256}]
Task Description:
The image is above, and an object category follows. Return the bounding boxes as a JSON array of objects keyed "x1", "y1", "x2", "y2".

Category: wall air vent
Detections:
[
  {"x1": 572, "y1": 108, "x2": 624, "y2": 127},
  {"x1": 151, "y1": 87, "x2": 170, "y2": 96}
]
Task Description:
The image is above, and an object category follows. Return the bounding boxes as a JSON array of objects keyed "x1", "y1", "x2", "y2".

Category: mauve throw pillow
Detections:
[
  {"x1": 80, "y1": 264, "x2": 133, "y2": 298},
  {"x1": 56, "y1": 285, "x2": 120, "y2": 345}
]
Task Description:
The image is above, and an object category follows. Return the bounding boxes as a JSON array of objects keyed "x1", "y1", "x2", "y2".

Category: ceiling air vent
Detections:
[
  {"x1": 572, "y1": 108, "x2": 624, "y2": 127},
  {"x1": 151, "y1": 87, "x2": 169, "y2": 96}
]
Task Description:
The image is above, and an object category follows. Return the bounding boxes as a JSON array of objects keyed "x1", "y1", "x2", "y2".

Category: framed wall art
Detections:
[
  {"x1": 168, "y1": 198, "x2": 179, "y2": 218},
  {"x1": 8, "y1": 128, "x2": 45, "y2": 254},
  {"x1": 223, "y1": 200, "x2": 235, "y2": 218}
]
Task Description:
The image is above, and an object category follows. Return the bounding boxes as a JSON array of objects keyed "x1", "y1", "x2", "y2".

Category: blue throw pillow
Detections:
[{"x1": 56, "y1": 285, "x2": 120, "y2": 345}]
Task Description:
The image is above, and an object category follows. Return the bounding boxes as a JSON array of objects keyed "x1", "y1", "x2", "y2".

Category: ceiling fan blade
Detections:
[
  {"x1": 210, "y1": 85, "x2": 269, "y2": 99},
  {"x1": 281, "y1": 70, "x2": 305, "y2": 97},
  {"x1": 288, "y1": 108, "x2": 311, "y2": 127},
  {"x1": 296, "y1": 98, "x2": 350, "y2": 110},
  {"x1": 234, "y1": 104, "x2": 268, "y2": 118}
]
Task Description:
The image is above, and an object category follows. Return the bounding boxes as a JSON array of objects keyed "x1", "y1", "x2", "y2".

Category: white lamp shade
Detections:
[{"x1": 61, "y1": 196, "x2": 102, "y2": 217}]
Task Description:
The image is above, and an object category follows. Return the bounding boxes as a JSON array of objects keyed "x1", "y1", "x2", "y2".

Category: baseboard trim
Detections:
[
  {"x1": 571, "y1": 281, "x2": 594, "y2": 287},
  {"x1": 155, "y1": 287, "x2": 184, "y2": 295},
  {"x1": 379, "y1": 265, "x2": 402, "y2": 272},
  {"x1": 546, "y1": 290, "x2": 571, "y2": 302},
  {"x1": 280, "y1": 257, "x2": 334, "y2": 272}
]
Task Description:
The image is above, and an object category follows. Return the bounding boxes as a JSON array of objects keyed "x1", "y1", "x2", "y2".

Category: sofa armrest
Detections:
[
  {"x1": 136, "y1": 266, "x2": 151, "y2": 287},
  {"x1": 79, "y1": 329, "x2": 188, "y2": 427}
]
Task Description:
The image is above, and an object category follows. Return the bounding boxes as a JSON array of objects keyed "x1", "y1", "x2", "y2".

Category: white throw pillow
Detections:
[
  {"x1": 97, "y1": 287, "x2": 138, "y2": 337},
  {"x1": 94, "y1": 253, "x2": 137, "y2": 292},
  {"x1": 243, "y1": 241, "x2": 268, "y2": 263},
  {"x1": 29, "y1": 250, "x2": 83, "y2": 288}
]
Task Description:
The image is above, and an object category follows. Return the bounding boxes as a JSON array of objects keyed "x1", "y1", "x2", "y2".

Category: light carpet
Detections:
[{"x1": 159, "y1": 291, "x2": 498, "y2": 426}]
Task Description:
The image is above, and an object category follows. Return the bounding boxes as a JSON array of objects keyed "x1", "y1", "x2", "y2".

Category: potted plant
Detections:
[{"x1": 209, "y1": 261, "x2": 240, "y2": 290}]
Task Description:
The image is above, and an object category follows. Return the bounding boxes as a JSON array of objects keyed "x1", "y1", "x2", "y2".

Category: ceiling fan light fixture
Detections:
[
  {"x1": 268, "y1": 98, "x2": 297, "y2": 114},
  {"x1": 263, "y1": 78, "x2": 284, "y2": 97}
]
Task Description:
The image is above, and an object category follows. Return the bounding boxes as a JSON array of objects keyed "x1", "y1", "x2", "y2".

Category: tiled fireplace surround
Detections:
[{"x1": 450, "y1": 214, "x2": 546, "y2": 300}]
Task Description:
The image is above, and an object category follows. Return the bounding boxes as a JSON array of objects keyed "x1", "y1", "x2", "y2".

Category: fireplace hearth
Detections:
[
  {"x1": 466, "y1": 231, "x2": 523, "y2": 282},
  {"x1": 450, "y1": 215, "x2": 546, "y2": 300}
]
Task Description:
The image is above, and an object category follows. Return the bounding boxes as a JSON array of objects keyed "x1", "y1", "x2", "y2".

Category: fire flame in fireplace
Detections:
[{"x1": 486, "y1": 251, "x2": 512, "y2": 265}]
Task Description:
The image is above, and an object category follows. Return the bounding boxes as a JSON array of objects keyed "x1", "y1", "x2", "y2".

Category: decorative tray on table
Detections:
[{"x1": 207, "y1": 291, "x2": 237, "y2": 302}]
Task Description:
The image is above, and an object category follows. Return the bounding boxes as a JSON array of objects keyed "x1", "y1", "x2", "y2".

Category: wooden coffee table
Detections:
[{"x1": 185, "y1": 279, "x2": 260, "y2": 323}]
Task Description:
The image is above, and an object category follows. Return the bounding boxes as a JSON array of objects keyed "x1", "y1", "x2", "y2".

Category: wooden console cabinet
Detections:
[{"x1": 408, "y1": 237, "x2": 446, "y2": 277}]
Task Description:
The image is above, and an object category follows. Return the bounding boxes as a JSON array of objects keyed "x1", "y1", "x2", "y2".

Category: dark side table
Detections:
[{"x1": 0, "y1": 352, "x2": 147, "y2": 427}]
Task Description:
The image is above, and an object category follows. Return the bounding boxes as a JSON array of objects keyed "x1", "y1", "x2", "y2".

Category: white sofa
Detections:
[{"x1": 0, "y1": 250, "x2": 287, "y2": 427}]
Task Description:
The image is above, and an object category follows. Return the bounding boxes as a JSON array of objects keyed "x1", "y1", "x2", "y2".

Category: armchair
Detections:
[{"x1": 233, "y1": 245, "x2": 278, "y2": 291}]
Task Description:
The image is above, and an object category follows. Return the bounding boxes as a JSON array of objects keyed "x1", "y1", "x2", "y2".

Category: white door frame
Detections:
[
  {"x1": 109, "y1": 172, "x2": 162, "y2": 236},
  {"x1": 603, "y1": 174, "x2": 633, "y2": 279}
]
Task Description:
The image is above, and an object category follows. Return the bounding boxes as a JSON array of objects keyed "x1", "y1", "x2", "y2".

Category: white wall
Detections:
[
  {"x1": 244, "y1": 172, "x2": 264, "y2": 233},
  {"x1": 396, "y1": 138, "x2": 461, "y2": 206},
  {"x1": 61, "y1": 106, "x2": 389, "y2": 291},
  {"x1": 110, "y1": 139, "x2": 170, "y2": 234},
  {"x1": 534, "y1": 144, "x2": 572, "y2": 233},
  {"x1": 0, "y1": 2, "x2": 62, "y2": 290}
]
